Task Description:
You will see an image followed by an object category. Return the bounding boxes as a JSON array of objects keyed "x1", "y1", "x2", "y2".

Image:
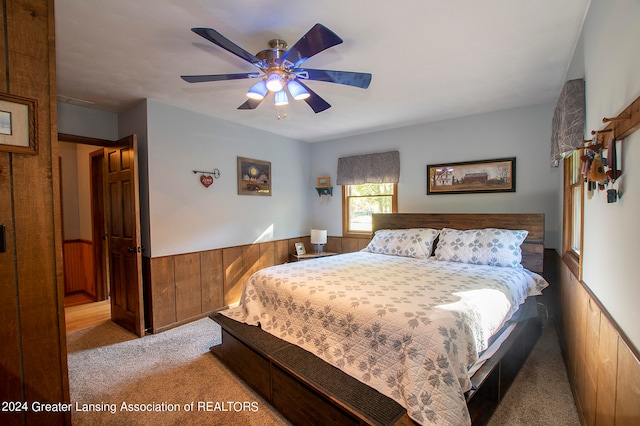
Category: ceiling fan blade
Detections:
[
  {"x1": 296, "y1": 69, "x2": 372, "y2": 89},
  {"x1": 296, "y1": 81, "x2": 331, "y2": 113},
  {"x1": 181, "y1": 72, "x2": 260, "y2": 83},
  {"x1": 281, "y1": 23, "x2": 343, "y2": 68},
  {"x1": 192, "y1": 28, "x2": 265, "y2": 69},
  {"x1": 238, "y1": 98, "x2": 263, "y2": 110}
]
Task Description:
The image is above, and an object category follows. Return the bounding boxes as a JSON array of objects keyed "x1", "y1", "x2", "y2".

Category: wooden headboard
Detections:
[{"x1": 372, "y1": 213, "x2": 545, "y2": 273}]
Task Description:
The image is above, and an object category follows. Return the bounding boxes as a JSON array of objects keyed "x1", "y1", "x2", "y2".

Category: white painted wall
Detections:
[
  {"x1": 58, "y1": 102, "x2": 118, "y2": 140},
  {"x1": 141, "y1": 100, "x2": 312, "y2": 257},
  {"x1": 579, "y1": 0, "x2": 640, "y2": 349},
  {"x1": 57, "y1": 143, "x2": 103, "y2": 241},
  {"x1": 310, "y1": 103, "x2": 561, "y2": 249}
]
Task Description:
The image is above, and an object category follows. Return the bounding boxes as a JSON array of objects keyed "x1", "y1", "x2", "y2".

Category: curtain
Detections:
[
  {"x1": 550, "y1": 78, "x2": 585, "y2": 167},
  {"x1": 336, "y1": 151, "x2": 400, "y2": 185}
]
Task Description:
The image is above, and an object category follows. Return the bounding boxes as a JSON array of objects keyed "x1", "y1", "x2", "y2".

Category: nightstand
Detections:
[{"x1": 289, "y1": 252, "x2": 338, "y2": 262}]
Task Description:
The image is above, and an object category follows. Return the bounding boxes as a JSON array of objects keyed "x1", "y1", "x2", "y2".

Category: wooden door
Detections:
[{"x1": 105, "y1": 135, "x2": 144, "y2": 336}]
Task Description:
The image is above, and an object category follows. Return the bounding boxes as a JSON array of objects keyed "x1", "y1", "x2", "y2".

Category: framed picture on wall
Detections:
[
  {"x1": 237, "y1": 157, "x2": 271, "y2": 196},
  {"x1": 427, "y1": 157, "x2": 516, "y2": 194},
  {"x1": 0, "y1": 93, "x2": 37, "y2": 155},
  {"x1": 316, "y1": 176, "x2": 331, "y2": 187}
]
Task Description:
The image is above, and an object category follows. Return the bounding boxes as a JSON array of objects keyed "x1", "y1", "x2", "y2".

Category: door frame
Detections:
[{"x1": 89, "y1": 148, "x2": 108, "y2": 301}]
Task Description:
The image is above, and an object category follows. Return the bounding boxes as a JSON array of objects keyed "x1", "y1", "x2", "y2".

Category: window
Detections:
[
  {"x1": 342, "y1": 183, "x2": 397, "y2": 236},
  {"x1": 562, "y1": 150, "x2": 583, "y2": 278}
]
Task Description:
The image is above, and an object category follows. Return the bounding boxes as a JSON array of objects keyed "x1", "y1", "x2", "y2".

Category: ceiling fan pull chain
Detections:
[{"x1": 277, "y1": 105, "x2": 287, "y2": 120}]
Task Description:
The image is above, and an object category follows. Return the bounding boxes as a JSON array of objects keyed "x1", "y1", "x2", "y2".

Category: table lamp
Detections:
[{"x1": 310, "y1": 229, "x2": 327, "y2": 253}]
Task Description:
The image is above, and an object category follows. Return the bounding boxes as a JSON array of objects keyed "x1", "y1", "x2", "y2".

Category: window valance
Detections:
[
  {"x1": 336, "y1": 150, "x2": 400, "y2": 185},
  {"x1": 550, "y1": 78, "x2": 585, "y2": 167}
]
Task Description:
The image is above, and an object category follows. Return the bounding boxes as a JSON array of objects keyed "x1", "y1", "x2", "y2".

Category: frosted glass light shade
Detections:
[
  {"x1": 287, "y1": 80, "x2": 310, "y2": 100},
  {"x1": 246, "y1": 80, "x2": 268, "y2": 100},
  {"x1": 310, "y1": 229, "x2": 327, "y2": 245},
  {"x1": 266, "y1": 73, "x2": 284, "y2": 92},
  {"x1": 274, "y1": 90, "x2": 289, "y2": 106}
]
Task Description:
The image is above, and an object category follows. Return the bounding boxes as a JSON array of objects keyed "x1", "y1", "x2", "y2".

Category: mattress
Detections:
[{"x1": 223, "y1": 251, "x2": 548, "y2": 425}]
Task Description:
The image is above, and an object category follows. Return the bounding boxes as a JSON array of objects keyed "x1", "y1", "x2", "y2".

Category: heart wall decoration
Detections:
[
  {"x1": 200, "y1": 175, "x2": 214, "y2": 188},
  {"x1": 193, "y1": 168, "x2": 221, "y2": 189}
]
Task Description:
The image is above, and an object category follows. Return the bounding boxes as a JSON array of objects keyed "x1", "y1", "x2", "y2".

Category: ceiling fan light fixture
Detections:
[
  {"x1": 246, "y1": 80, "x2": 268, "y2": 100},
  {"x1": 266, "y1": 73, "x2": 284, "y2": 92},
  {"x1": 184, "y1": 24, "x2": 371, "y2": 114},
  {"x1": 287, "y1": 80, "x2": 310, "y2": 100},
  {"x1": 274, "y1": 89, "x2": 289, "y2": 106}
]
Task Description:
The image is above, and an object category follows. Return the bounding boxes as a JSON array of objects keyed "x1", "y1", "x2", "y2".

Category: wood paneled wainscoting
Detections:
[
  {"x1": 63, "y1": 239, "x2": 96, "y2": 297},
  {"x1": 552, "y1": 252, "x2": 640, "y2": 425},
  {"x1": 144, "y1": 235, "x2": 370, "y2": 333}
]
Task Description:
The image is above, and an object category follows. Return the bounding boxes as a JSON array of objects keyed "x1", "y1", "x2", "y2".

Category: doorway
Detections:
[
  {"x1": 58, "y1": 133, "x2": 145, "y2": 337},
  {"x1": 59, "y1": 140, "x2": 110, "y2": 330}
]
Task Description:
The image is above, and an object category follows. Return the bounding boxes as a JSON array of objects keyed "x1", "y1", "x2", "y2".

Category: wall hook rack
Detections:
[{"x1": 583, "y1": 95, "x2": 640, "y2": 205}]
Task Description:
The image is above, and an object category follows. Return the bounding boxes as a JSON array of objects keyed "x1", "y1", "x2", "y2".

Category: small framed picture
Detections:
[
  {"x1": 0, "y1": 93, "x2": 38, "y2": 155},
  {"x1": 237, "y1": 156, "x2": 271, "y2": 196},
  {"x1": 316, "y1": 176, "x2": 331, "y2": 187},
  {"x1": 295, "y1": 242, "x2": 306, "y2": 255}
]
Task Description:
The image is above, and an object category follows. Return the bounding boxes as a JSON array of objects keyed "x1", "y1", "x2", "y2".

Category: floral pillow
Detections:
[
  {"x1": 434, "y1": 228, "x2": 528, "y2": 268},
  {"x1": 362, "y1": 228, "x2": 440, "y2": 259}
]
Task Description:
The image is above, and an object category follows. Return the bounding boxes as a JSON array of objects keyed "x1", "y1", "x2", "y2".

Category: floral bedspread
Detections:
[{"x1": 223, "y1": 251, "x2": 548, "y2": 425}]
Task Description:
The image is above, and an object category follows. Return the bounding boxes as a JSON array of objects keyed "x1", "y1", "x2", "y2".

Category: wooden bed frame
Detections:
[{"x1": 210, "y1": 213, "x2": 545, "y2": 425}]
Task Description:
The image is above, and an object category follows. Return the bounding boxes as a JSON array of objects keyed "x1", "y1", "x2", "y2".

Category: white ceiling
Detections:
[{"x1": 55, "y1": 0, "x2": 589, "y2": 143}]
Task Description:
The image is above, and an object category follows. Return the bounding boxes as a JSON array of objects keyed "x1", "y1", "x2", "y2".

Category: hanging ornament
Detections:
[{"x1": 200, "y1": 175, "x2": 214, "y2": 188}]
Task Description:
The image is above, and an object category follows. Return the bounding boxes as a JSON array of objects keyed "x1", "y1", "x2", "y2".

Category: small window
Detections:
[
  {"x1": 563, "y1": 150, "x2": 583, "y2": 277},
  {"x1": 342, "y1": 183, "x2": 397, "y2": 236}
]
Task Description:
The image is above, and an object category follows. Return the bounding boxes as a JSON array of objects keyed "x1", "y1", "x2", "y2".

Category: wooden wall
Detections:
[
  {"x1": 62, "y1": 239, "x2": 95, "y2": 296},
  {"x1": 554, "y1": 254, "x2": 640, "y2": 425},
  {"x1": 145, "y1": 235, "x2": 369, "y2": 333},
  {"x1": 0, "y1": 0, "x2": 69, "y2": 425}
]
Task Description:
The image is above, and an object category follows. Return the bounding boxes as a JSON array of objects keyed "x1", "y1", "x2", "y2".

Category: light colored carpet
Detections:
[
  {"x1": 67, "y1": 318, "x2": 578, "y2": 425},
  {"x1": 67, "y1": 318, "x2": 290, "y2": 425},
  {"x1": 488, "y1": 324, "x2": 580, "y2": 425}
]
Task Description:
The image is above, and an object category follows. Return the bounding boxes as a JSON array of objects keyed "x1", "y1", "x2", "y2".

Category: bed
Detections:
[{"x1": 211, "y1": 213, "x2": 548, "y2": 426}]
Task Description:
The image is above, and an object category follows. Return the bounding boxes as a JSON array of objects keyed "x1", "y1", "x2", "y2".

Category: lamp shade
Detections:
[
  {"x1": 274, "y1": 89, "x2": 289, "y2": 106},
  {"x1": 266, "y1": 73, "x2": 284, "y2": 92},
  {"x1": 246, "y1": 80, "x2": 268, "y2": 100},
  {"x1": 310, "y1": 229, "x2": 327, "y2": 245},
  {"x1": 287, "y1": 79, "x2": 310, "y2": 100}
]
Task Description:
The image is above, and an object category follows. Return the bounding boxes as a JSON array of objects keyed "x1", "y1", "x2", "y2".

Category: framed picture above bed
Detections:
[
  {"x1": 237, "y1": 156, "x2": 271, "y2": 196},
  {"x1": 427, "y1": 157, "x2": 516, "y2": 194}
]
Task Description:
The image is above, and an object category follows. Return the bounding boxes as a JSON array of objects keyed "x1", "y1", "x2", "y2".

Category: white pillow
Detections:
[
  {"x1": 434, "y1": 228, "x2": 528, "y2": 268},
  {"x1": 362, "y1": 228, "x2": 439, "y2": 259}
]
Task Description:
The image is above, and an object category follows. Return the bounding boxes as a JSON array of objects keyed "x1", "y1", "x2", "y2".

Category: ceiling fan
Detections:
[{"x1": 181, "y1": 23, "x2": 372, "y2": 113}]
